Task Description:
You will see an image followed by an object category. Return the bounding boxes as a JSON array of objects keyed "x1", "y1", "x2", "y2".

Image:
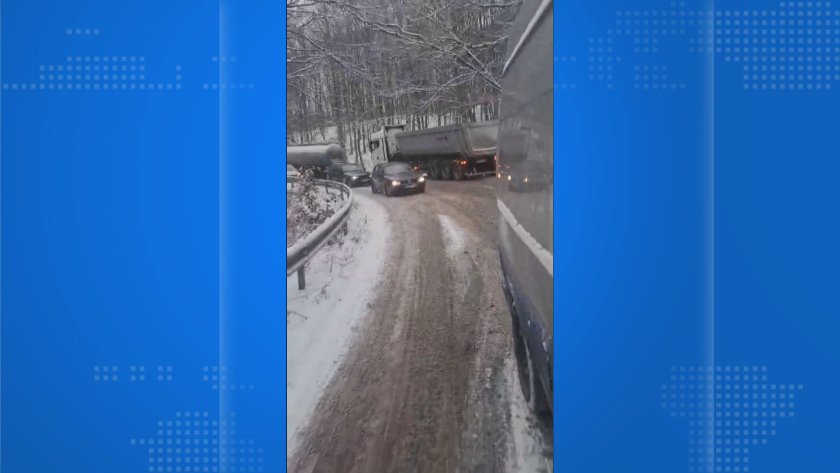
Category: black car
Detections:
[
  {"x1": 327, "y1": 162, "x2": 371, "y2": 187},
  {"x1": 370, "y1": 162, "x2": 426, "y2": 196}
]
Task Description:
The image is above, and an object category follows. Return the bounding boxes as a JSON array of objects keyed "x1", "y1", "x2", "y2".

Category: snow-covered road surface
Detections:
[
  {"x1": 286, "y1": 189, "x2": 390, "y2": 453},
  {"x1": 288, "y1": 180, "x2": 552, "y2": 472}
]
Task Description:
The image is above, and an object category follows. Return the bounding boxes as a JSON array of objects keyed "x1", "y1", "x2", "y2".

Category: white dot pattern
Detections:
[
  {"x1": 202, "y1": 366, "x2": 255, "y2": 392},
  {"x1": 66, "y1": 28, "x2": 101, "y2": 36},
  {"x1": 2, "y1": 56, "x2": 185, "y2": 91},
  {"x1": 130, "y1": 411, "x2": 265, "y2": 473},
  {"x1": 552, "y1": 1, "x2": 840, "y2": 91},
  {"x1": 662, "y1": 366, "x2": 805, "y2": 473}
]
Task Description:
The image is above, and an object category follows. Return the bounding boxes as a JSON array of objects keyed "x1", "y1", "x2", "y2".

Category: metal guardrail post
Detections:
[{"x1": 287, "y1": 177, "x2": 354, "y2": 284}]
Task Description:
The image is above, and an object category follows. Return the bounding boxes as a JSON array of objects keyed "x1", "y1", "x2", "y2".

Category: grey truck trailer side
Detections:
[{"x1": 368, "y1": 121, "x2": 498, "y2": 180}]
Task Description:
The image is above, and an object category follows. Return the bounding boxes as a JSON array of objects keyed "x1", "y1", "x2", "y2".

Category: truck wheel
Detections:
[
  {"x1": 428, "y1": 161, "x2": 439, "y2": 179},
  {"x1": 453, "y1": 164, "x2": 465, "y2": 180},
  {"x1": 512, "y1": 313, "x2": 551, "y2": 420},
  {"x1": 441, "y1": 162, "x2": 453, "y2": 180}
]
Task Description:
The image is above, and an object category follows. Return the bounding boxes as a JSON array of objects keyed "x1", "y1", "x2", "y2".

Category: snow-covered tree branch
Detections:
[{"x1": 287, "y1": 0, "x2": 521, "y2": 157}]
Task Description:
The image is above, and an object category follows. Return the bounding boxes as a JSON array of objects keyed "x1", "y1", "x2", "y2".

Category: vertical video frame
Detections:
[{"x1": 286, "y1": 1, "x2": 553, "y2": 471}]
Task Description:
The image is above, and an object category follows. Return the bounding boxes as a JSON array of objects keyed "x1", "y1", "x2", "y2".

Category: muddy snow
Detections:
[
  {"x1": 287, "y1": 181, "x2": 552, "y2": 472},
  {"x1": 286, "y1": 189, "x2": 390, "y2": 453}
]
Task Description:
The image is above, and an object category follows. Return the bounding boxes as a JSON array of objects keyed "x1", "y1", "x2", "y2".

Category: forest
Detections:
[{"x1": 287, "y1": 0, "x2": 522, "y2": 161}]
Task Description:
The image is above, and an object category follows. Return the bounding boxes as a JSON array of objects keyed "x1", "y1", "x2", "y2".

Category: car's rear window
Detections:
[{"x1": 384, "y1": 163, "x2": 411, "y2": 173}]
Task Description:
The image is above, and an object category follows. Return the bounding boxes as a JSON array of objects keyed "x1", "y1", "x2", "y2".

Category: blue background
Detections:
[
  {"x1": 554, "y1": 0, "x2": 839, "y2": 472},
  {"x1": 1, "y1": 0, "x2": 283, "y2": 472}
]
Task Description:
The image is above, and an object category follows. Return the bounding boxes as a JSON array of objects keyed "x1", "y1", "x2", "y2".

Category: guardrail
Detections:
[{"x1": 287, "y1": 177, "x2": 353, "y2": 289}]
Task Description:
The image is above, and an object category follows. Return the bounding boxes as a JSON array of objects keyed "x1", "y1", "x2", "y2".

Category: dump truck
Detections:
[{"x1": 368, "y1": 121, "x2": 498, "y2": 180}]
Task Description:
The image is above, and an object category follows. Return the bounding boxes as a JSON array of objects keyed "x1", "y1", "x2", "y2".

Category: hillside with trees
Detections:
[{"x1": 287, "y1": 0, "x2": 521, "y2": 160}]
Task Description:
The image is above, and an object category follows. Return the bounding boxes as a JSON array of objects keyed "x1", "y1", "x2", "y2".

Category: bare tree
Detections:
[{"x1": 287, "y1": 0, "x2": 521, "y2": 158}]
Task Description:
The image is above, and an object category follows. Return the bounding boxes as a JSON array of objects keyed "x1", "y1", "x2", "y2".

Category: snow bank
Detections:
[
  {"x1": 504, "y1": 357, "x2": 553, "y2": 473},
  {"x1": 286, "y1": 188, "x2": 390, "y2": 455}
]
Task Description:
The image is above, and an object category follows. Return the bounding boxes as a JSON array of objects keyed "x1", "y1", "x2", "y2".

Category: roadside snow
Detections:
[
  {"x1": 504, "y1": 357, "x2": 553, "y2": 473},
  {"x1": 438, "y1": 212, "x2": 552, "y2": 472},
  {"x1": 437, "y1": 214, "x2": 468, "y2": 259},
  {"x1": 437, "y1": 214, "x2": 473, "y2": 297},
  {"x1": 286, "y1": 189, "x2": 390, "y2": 455}
]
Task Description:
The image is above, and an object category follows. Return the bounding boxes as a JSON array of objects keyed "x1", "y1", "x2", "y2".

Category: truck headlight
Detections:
[
  {"x1": 351, "y1": 176, "x2": 358, "y2": 180},
  {"x1": 418, "y1": 176, "x2": 425, "y2": 183},
  {"x1": 392, "y1": 180, "x2": 401, "y2": 186}
]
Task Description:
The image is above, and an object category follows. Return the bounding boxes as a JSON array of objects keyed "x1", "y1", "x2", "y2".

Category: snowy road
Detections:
[
  {"x1": 288, "y1": 180, "x2": 552, "y2": 473},
  {"x1": 287, "y1": 188, "x2": 390, "y2": 452}
]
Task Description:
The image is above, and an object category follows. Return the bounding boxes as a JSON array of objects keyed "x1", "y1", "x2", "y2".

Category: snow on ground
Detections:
[
  {"x1": 286, "y1": 188, "x2": 390, "y2": 455},
  {"x1": 504, "y1": 356, "x2": 553, "y2": 473},
  {"x1": 437, "y1": 214, "x2": 468, "y2": 259},
  {"x1": 437, "y1": 214, "x2": 473, "y2": 297},
  {"x1": 438, "y1": 212, "x2": 552, "y2": 472}
]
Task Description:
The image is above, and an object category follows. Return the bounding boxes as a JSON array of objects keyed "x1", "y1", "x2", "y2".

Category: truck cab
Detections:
[{"x1": 369, "y1": 125, "x2": 405, "y2": 165}]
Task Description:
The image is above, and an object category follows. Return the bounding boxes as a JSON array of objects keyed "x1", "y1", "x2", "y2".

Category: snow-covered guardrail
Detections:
[{"x1": 287, "y1": 177, "x2": 353, "y2": 289}]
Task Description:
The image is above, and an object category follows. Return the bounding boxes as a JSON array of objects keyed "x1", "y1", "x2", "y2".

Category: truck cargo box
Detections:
[
  {"x1": 395, "y1": 121, "x2": 497, "y2": 159},
  {"x1": 462, "y1": 121, "x2": 499, "y2": 156}
]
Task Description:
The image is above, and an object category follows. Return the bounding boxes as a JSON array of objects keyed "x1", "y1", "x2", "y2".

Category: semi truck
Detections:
[
  {"x1": 497, "y1": 0, "x2": 553, "y2": 421},
  {"x1": 367, "y1": 121, "x2": 498, "y2": 180}
]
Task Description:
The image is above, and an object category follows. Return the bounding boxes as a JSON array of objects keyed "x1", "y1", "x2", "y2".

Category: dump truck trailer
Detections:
[{"x1": 368, "y1": 121, "x2": 497, "y2": 180}]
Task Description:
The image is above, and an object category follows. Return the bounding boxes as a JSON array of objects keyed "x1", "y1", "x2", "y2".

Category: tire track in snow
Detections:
[{"x1": 289, "y1": 181, "x2": 552, "y2": 472}]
